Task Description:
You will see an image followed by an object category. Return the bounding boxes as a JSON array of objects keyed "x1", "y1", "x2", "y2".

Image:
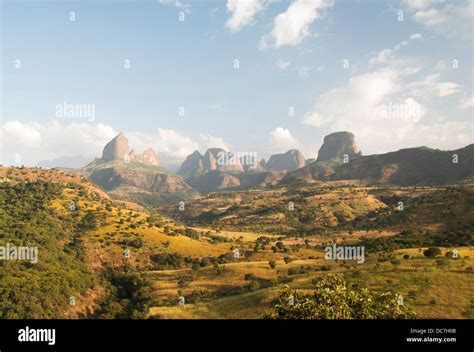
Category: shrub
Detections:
[{"x1": 423, "y1": 247, "x2": 441, "y2": 258}]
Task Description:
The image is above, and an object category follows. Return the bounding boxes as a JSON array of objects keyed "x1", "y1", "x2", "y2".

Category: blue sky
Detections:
[{"x1": 1, "y1": 0, "x2": 473, "y2": 169}]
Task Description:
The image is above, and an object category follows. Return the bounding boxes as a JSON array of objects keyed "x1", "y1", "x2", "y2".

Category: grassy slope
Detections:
[{"x1": 149, "y1": 248, "x2": 474, "y2": 319}]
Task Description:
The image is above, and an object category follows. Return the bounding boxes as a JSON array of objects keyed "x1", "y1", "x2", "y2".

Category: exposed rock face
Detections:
[
  {"x1": 316, "y1": 131, "x2": 360, "y2": 162},
  {"x1": 102, "y1": 133, "x2": 130, "y2": 162},
  {"x1": 243, "y1": 159, "x2": 266, "y2": 172},
  {"x1": 202, "y1": 148, "x2": 220, "y2": 170},
  {"x1": 179, "y1": 148, "x2": 245, "y2": 174},
  {"x1": 305, "y1": 158, "x2": 316, "y2": 166},
  {"x1": 84, "y1": 133, "x2": 196, "y2": 205},
  {"x1": 101, "y1": 133, "x2": 160, "y2": 166},
  {"x1": 179, "y1": 151, "x2": 204, "y2": 175},
  {"x1": 129, "y1": 148, "x2": 160, "y2": 166},
  {"x1": 266, "y1": 149, "x2": 306, "y2": 171},
  {"x1": 204, "y1": 148, "x2": 244, "y2": 172}
]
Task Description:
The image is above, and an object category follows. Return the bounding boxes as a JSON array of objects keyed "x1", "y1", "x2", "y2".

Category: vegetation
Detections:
[
  {"x1": 269, "y1": 274, "x2": 416, "y2": 319},
  {"x1": 1, "y1": 167, "x2": 472, "y2": 319},
  {"x1": 0, "y1": 181, "x2": 95, "y2": 318}
]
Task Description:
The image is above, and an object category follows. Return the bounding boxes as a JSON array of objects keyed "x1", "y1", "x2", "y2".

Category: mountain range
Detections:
[{"x1": 55, "y1": 131, "x2": 473, "y2": 206}]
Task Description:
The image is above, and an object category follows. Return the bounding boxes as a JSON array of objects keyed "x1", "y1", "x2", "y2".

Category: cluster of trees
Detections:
[
  {"x1": 95, "y1": 268, "x2": 153, "y2": 319},
  {"x1": 149, "y1": 252, "x2": 234, "y2": 270},
  {"x1": 358, "y1": 228, "x2": 473, "y2": 253},
  {"x1": 269, "y1": 274, "x2": 416, "y2": 319},
  {"x1": 0, "y1": 182, "x2": 96, "y2": 318}
]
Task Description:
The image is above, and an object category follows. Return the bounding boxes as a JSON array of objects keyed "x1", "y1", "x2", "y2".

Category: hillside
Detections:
[
  {"x1": 81, "y1": 159, "x2": 199, "y2": 205},
  {"x1": 184, "y1": 169, "x2": 286, "y2": 194},
  {"x1": 285, "y1": 144, "x2": 474, "y2": 185},
  {"x1": 1, "y1": 166, "x2": 472, "y2": 320},
  {"x1": 0, "y1": 167, "x2": 231, "y2": 318}
]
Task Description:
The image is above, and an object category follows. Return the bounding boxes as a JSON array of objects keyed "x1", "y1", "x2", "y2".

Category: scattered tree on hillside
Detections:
[{"x1": 423, "y1": 247, "x2": 441, "y2": 258}]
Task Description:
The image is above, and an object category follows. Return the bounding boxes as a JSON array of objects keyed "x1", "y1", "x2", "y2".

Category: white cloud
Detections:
[
  {"x1": 403, "y1": 0, "x2": 473, "y2": 43},
  {"x1": 276, "y1": 59, "x2": 291, "y2": 69},
  {"x1": 458, "y1": 96, "x2": 474, "y2": 110},
  {"x1": 226, "y1": 0, "x2": 266, "y2": 32},
  {"x1": 159, "y1": 0, "x2": 191, "y2": 14},
  {"x1": 270, "y1": 127, "x2": 300, "y2": 150},
  {"x1": 0, "y1": 121, "x2": 204, "y2": 169},
  {"x1": 413, "y1": 8, "x2": 446, "y2": 26},
  {"x1": 1, "y1": 120, "x2": 117, "y2": 166},
  {"x1": 2, "y1": 121, "x2": 43, "y2": 148},
  {"x1": 409, "y1": 33, "x2": 423, "y2": 40},
  {"x1": 304, "y1": 69, "x2": 400, "y2": 127},
  {"x1": 127, "y1": 128, "x2": 198, "y2": 165},
  {"x1": 369, "y1": 33, "x2": 422, "y2": 67},
  {"x1": 260, "y1": 0, "x2": 334, "y2": 49},
  {"x1": 369, "y1": 49, "x2": 393, "y2": 67},
  {"x1": 401, "y1": 0, "x2": 434, "y2": 11},
  {"x1": 199, "y1": 134, "x2": 228, "y2": 150},
  {"x1": 407, "y1": 73, "x2": 462, "y2": 97},
  {"x1": 302, "y1": 68, "x2": 470, "y2": 153},
  {"x1": 434, "y1": 60, "x2": 449, "y2": 72}
]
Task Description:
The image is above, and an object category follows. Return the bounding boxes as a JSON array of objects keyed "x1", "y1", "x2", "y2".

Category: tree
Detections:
[
  {"x1": 244, "y1": 273, "x2": 256, "y2": 281},
  {"x1": 276, "y1": 242, "x2": 285, "y2": 251},
  {"x1": 423, "y1": 247, "x2": 441, "y2": 258},
  {"x1": 269, "y1": 260, "x2": 277, "y2": 269},
  {"x1": 283, "y1": 257, "x2": 293, "y2": 264},
  {"x1": 268, "y1": 274, "x2": 416, "y2": 319}
]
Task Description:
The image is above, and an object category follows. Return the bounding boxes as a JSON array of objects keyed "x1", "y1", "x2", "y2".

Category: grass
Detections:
[{"x1": 147, "y1": 247, "x2": 474, "y2": 319}]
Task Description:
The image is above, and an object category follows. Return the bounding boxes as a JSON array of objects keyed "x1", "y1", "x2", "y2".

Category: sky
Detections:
[{"x1": 1, "y1": 0, "x2": 473, "y2": 170}]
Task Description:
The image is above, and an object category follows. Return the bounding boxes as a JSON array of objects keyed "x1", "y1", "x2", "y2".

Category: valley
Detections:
[
  {"x1": 0, "y1": 131, "x2": 472, "y2": 319},
  {"x1": 1, "y1": 159, "x2": 472, "y2": 319}
]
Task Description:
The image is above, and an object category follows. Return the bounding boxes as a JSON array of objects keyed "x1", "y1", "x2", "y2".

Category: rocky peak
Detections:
[
  {"x1": 101, "y1": 133, "x2": 130, "y2": 162},
  {"x1": 101, "y1": 133, "x2": 160, "y2": 166},
  {"x1": 142, "y1": 148, "x2": 160, "y2": 166},
  {"x1": 266, "y1": 149, "x2": 306, "y2": 171},
  {"x1": 179, "y1": 150, "x2": 204, "y2": 175},
  {"x1": 316, "y1": 131, "x2": 361, "y2": 162},
  {"x1": 179, "y1": 148, "x2": 247, "y2": 175}
]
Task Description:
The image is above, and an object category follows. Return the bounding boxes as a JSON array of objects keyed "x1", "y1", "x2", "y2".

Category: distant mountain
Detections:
[
  {"x1": 285, "y1": 144, "x2": 474, "y2": 185},
  {"x1": 37, "y1": 155, "x2": 92, "y2": 169},
  {"x1": 179, "y1": 148, "x2": 307, "y2": 176},
  {"x1": 80, "y1": 133, "x2": 197, "y2": 205},
  {"x1": 316, "y1": 131, "x2": 361, "y2": 162},
  {"x1": 178, "y1": 148, "x2": 301, "y2": 193},
  {"x1": 179, "y1": 151, "x2": 205, "y2": 175},
  {"x1": 178, "y1": 148, "x2": 245, "y2": 175},
  {"x1": 266, "y1": 149, "x2": 306, "y2": 171}
]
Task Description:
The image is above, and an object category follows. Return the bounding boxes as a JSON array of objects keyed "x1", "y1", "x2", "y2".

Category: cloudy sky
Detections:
[{"x1": 1, "y1": 0, "x2": 473, "y2": 170}]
